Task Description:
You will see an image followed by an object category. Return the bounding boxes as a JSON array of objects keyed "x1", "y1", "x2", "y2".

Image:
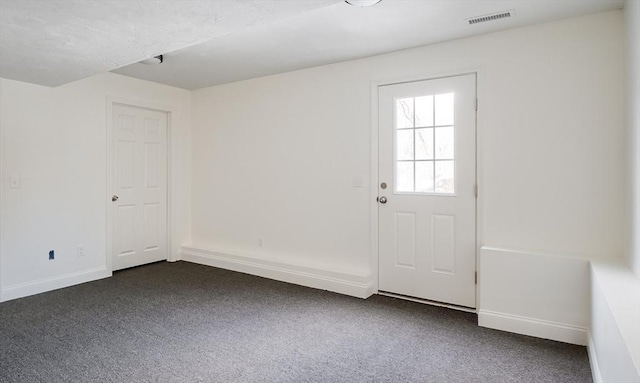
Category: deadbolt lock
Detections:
[{"x1": 380, "y1": 182, "x2": 387, "y2": 189}]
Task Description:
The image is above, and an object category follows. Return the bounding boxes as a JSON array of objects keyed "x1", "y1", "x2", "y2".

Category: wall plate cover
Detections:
[{"x1": 10, "y1": 175, "x2": 20, "y2": 189}]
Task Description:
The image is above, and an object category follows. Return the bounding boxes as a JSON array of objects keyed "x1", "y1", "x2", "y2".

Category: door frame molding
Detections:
[
  {"x1": 105, "y1": 96, "x2": 175, "y2": 273},
  {"x1": 369, "y1": 68, "x2": 485, "y2": 310}
]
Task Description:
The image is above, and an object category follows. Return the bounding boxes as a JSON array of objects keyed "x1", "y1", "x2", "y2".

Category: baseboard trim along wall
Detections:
[
  {"x1": 181, "y1": 246, "x2": 375, "y2": 299},
  {"x1": 478, "y1": 247, "x2": 590, "y2": 346},
  {"x1": 478, "y1": 309, "x2": 588, "y2": 345},
  {"x1": 590, "y1": 262, "x2": 640, "y2": 382},
  {"x1": 587, "y1": 333, "x2": 604, "y2": 383},
  {"x1": 0, "y1": 267, "x2": 111, "y2": 302}
]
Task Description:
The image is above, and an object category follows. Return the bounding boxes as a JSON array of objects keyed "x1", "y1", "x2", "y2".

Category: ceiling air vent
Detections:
[{"x1": 467, "y1": 10, "x2": 514, "y2": 25}]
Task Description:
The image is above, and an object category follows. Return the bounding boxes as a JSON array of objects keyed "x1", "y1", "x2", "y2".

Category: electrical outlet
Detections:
[{"x1": 77, "y1": 245, "x2": 86, "y2": 257}]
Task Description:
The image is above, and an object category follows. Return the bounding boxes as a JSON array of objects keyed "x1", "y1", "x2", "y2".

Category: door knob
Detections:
[
  {"x1": 379, "y1": 196, "x2": 387, "y2": 204},
  {"x1": 112, "y1": 195, "x2": 119, "y2": 202}
]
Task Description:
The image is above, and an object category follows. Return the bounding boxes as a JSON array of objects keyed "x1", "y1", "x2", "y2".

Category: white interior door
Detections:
[
  {"x1": 378, "y1": 74, "x2": 477, "y2": 308},
  {"x1": 111, "y1": 104, "x2": 168, "y2": 271}
]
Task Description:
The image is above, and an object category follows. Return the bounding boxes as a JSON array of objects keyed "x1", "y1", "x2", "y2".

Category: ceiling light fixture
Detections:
[
  {"x1": 140, "y1": 55, "x2": 163, "y2": 65},
  {"x1": 345, "y1": 0, "x2": 381, "y2": 7}
]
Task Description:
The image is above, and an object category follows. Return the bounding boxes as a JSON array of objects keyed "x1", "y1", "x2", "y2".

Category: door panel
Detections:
[
  {"x1": 378, "y1": 74, "x2": 476, "y2": 308},
  {"x1": 395, "y1": 211, "x2": 417, "y2": 268},
  {"x1": 112, "y1": 104, "x2": 168, "y2": 271}
]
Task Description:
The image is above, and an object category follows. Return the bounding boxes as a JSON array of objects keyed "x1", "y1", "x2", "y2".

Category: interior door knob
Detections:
[
  {"x1": 379, "y1": 196, "x2": 387, "y2": 204},
  {"x1": 112, "y1": 195, "x2": 119, "y2": 202}
]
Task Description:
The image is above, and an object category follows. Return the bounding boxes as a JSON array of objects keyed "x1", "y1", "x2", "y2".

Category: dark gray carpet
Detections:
[{"x1": 0, "y1": 261, "x2": 592, "y2": 383}]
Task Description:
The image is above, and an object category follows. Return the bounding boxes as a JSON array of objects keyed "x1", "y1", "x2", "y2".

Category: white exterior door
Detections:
[
  {"x1": 378, "y1": 74, "x2": 477, "y2": 308},
  {"x1": 111, "y1": 104, "x2": 168, "y2": 271}
]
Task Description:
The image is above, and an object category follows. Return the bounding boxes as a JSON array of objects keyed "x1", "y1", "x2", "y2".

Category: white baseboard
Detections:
[
  {"x1": 478, "y1": 309, "x2": 588, "y2": 346},
  {"x1": 588, "y1": 332, "x2": 603, "y2": 383},
  {"x1": 181, "y1": 246, "x2": 375, "y2": 299},
  {"x1": 0, "y1": 267, "x2": 111, "y2": 302}
]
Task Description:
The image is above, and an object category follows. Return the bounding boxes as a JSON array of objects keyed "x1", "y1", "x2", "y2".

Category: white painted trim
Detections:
[
  {"x1": 370, "y1": 66, "x2": 485, "y2": 91},
  {"x1": 105, "y1": 98, "x2": 114, "y2": 272},
  {"x1": 105, "y1": 96, "x2": 176, "y2": 273},
  {"x1": 181, "y1": 246, "x2": 375, "y2": 299},
  {"x1": 369, "y1": 79, "x2": 380, "y2": 294},
  {"x1": 0, "y1": 83, "x2": 3, "y2": 299},
  {"x1": 378, "y1": 291, "x2": 476, "y2": 313},
  {"x1": 478, "y1": 309, "x2": 588, "y2": 346},
  {"x1": 588, "y1": 332, "x2": 604, "y2": 383},
  {"x1": 370, "y1": 68, "x2": 482, "y2": 307},
  {"x1": 590, "y1": 262, "x2": 640, "y2": 379},
  {"x1": 474, "y1": 68, "x2": 486, "y2": 311},
  {"x1": 481, "y1": 245, "x2": 591, "y2": 262},
  {"x1": 0, "y1": 267, "x2": 110, "y2": 302}
]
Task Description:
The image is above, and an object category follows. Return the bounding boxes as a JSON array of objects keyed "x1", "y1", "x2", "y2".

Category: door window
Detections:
[{"x1": 395, "y1": 93, "x2": 455, "y2": 194}]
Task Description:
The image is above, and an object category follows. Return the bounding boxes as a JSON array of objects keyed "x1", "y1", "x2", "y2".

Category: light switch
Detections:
[
  {"x1": 352, "y1": 176, "x2": 365, "y2": 188},
  {"x1": 9, "y1": 175, "x2": 20, "y2": 189}
]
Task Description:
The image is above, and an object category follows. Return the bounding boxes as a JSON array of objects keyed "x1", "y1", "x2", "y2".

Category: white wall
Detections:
[
  {"x1": 189, "y1": 11, "x2": 624, "y2": 317},
  {"x1": 0, "y1": 73, "x2": 191, "y2": 301},
  {"x1": 587, "y1": 2, "x2": 640, "y2": 382},
  {"x1": 479, "y1": 247, "x2": 590, "y2": 345},
  {"x1": 0, "y1": 10, "x2": 632, "y2": 379},
  {"x1": 590, "y1": 262, "x2": 640, "y2": 383},
  {"x1": 626, "y1": 0, "x2": 640, "y2": 279},
  {"x1": 190, "y1": 65, "x2": 372, "y2": 274}
]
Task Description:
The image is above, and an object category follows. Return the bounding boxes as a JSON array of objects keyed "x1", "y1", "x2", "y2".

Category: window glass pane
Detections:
[
  {"x1": 435, "y1": 126, "x2": 454, "y2": 160},
  {"x1": 396, "y1": 161, "x2": 414, "y2": 192},
  {"x1": 415, "y1": 128, "x2": 433, "y2": 160},
  {"x1": 415, "y1": 95, "x2": 434, "y2": 127},
  {"x1": 396, "y1": 98, "x2": 414, "y2": 129},
  {"x1": 435, "y1": 93, "x2": 454, "y2": 126},
  {"x1": 396, "y1": 129, "x2": 414, "y2": 160},
  {"x1": 415, "y1": 161, "x2": 434, "y2": 192},
  {"x1": 435, "y1": 161, "x2": 455, "y2": 193}
]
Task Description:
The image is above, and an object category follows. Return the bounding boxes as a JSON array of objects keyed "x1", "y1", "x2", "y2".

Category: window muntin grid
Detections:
[{"x1": 395, "y1": 93, "x2": 455, "y2": 194}]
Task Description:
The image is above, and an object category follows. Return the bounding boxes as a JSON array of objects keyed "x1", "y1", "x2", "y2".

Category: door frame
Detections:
[
  {"x1": 105, "y1": 97, "x2": 174, "y2": 273},
  {"x1": 370, "y1": 68, "x2": 485, "y2": 311}
]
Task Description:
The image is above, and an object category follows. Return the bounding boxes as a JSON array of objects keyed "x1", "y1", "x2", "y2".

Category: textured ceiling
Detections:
[
  {"x1": 0, "y1": 0, "x2": 624, "y2": 89},
  {"x1": 0, "y1": 0, "x2": 339, "y2": 87},
  {"x1": 113, "y1": 0, "x2": 625, "y2": 90}
]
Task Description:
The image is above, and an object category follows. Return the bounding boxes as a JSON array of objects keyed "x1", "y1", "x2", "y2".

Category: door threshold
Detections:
[
  {"x1": 113, "y1": 259, "x2": 168, "y2": 273},
  {"x1": 377, "y1": 291, "x2": 477, "y2": 313}
]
